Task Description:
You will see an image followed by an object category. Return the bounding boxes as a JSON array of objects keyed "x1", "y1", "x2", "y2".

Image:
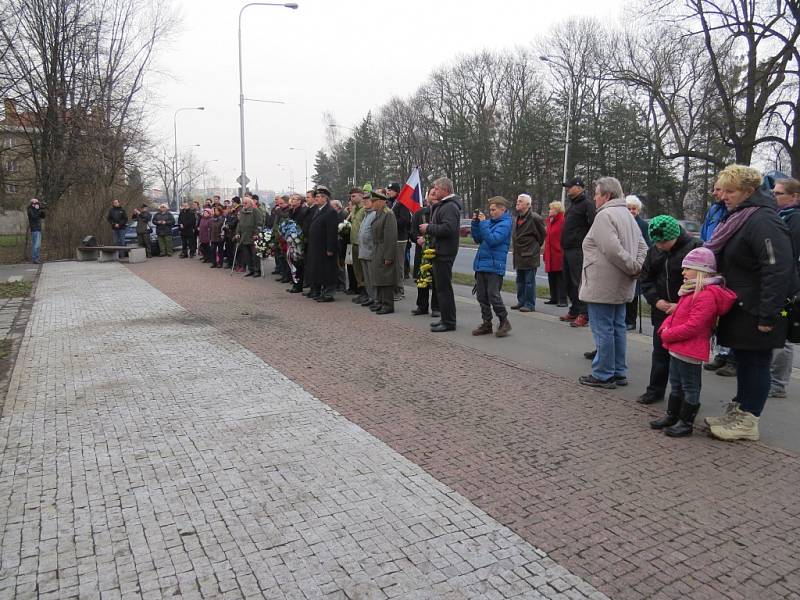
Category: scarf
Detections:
[
  {"x1": 678, "y1": 275, "x2": 725, "y2": 296},
  {"x1": 704, "y1": 206, "x2": 759, "y2": 253}
]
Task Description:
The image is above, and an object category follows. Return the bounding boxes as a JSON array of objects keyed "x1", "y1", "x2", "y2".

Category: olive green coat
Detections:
[{"x1": 370, "y1": 207, "x2": 398, "y2": 287}]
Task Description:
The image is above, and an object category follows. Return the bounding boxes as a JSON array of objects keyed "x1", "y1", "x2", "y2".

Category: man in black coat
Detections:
[
  {"x1": 305, "y1": 186, "x2": 339, "y2": 302},
  {"x1": 178, "y1": 203, "x2": 196, "y2": 258},
  {"x1": 107, "y1": 199, "x2": 128, "y2": 246},
  {"x1": 132, "y1": 204, "x2": 152, "y2": 257},
  {"x1": 287, "y1": 193, "x2": 313, "y2": 293},
  {"x1": 420, "y1": 177, "x2": 461, "y2": 332},
  {"x1": 411, "y1": 191, "x2": 440, "y2": 317},
  {"x1": 638, "y1": 216, "x2": 702, "y2": 405},
  {"x1": 560, "y1": 176, "x2": 594, "y2": 327}
]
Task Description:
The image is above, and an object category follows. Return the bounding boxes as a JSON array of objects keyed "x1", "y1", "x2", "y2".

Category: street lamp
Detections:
[
  {"x1": 329, "y1": 124, "x2": 357, "y2": 186},
  {"x1": 540, "y1": 55, "x2": 572, "y2": 204},
  {"x1": 238, "y1": 2, "x2": 299, "y2": 197},
  {"x1": 288, "y1": 146, "x2": 307, "y2": 191},
  {"x1": 173, "y1": 106, "x2": 204, "y2": 209}
]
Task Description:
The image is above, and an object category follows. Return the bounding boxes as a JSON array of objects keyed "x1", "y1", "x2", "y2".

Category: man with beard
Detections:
[{"x1": 305, "y1": 186, "x2": 339, "y2": 302}]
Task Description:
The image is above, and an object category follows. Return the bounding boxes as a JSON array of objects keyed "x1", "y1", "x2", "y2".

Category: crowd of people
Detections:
[{"x1": 26, "y1": 163, "x2": 799, "y2": 444}]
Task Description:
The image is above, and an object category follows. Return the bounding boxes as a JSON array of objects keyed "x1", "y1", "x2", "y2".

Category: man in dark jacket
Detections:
[
  {"x1": 420, "y1": 177, "x2": 461, "y2": 332},
  {"x1": 107, "y1": 199, "x2": 128, "y2": 246},
  {"x1": 388, "y1": 182, "x2": 411, "y2": 300},
  {"x1": 27, "y1": 198, "x2": 45, "y2": 264},
  {"x1": 235, "y1": 196, "x2": 260, "y2": 277},
  {"x1": 511, "y1": 193, "x2": 546, "y2": 312},
  {"x1": 638, "y1": 215, "x2": 702, "y2": 404},
  {"x1": 305, "y1": 186, "x2": 339, "y2": 302},
  {"x1": 287, "y1": 193, "x2": 313, "y2": 293},
  {"x1": 132, "y1": 204, "x2": 152, "y2": 257},
  {"x1": 178, "y1": 203, "x2": 196, "y2": 258},
  {"x1": 411, "y1": 191, "x2": 439, "y2": 317},
  {"x1": 151, "y1": 204, "x2": 175, "y2": 256},
  {"x1": 560, "y1": 176, "x2": 594, "y2": 327}
]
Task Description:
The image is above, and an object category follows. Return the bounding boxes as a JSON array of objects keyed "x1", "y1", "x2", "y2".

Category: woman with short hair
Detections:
[
  {"x1": 543, "y1": 201, "x2": 567, "y2": 306},
  {"x1": 705, "y1": 165, "x2": 797, "y2": 441}
]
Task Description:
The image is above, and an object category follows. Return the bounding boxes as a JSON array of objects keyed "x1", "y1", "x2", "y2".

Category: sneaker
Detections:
[
  {"x1": 584, "y1": 349, "x2": 597, "y2": 360},
  {"x1": 704, "y1": 401, "x2": 740, "y2": 427},
  {"x1": 544, "y1": 300, "x2": 557, "y2": 305},
  {"x1": 578, "y1": 375, "x2": 617, "y2": 389},
  {"x1": 510, "y1": 304, "x2": 522, "y2": 310},
  {"x1": 768, "y1": 389, "x2": 787, "y2": 398},
  {"x1": 715, "y1": 363, "x2": 737, "y2": 377},
  {"x1": 570, "y1": 314, "x2": 589, "y2": 327},
  {"x1": 611, "y1": 375, "x2": 628, "y2": 387},
  {"x1": 559, "y1": 313, "x2": 577, "y2": 322},
  {"x1": 519, "y1": 307, "x2": 534, "y2": 313},
  {"x1": 709, "y1": 409, "x2": 760, "y2": 441}
]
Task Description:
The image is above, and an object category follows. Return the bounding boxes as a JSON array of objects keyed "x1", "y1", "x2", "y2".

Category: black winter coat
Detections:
[
  {"x1": 152, "y1": 211, "x2": 175, "y2": 236},
  {"x1": 640, "y1": 231, "x2": 701, "y2": 324},
  {"x1": 305, "y1": 202, "x2": 339, "y2": 287},
  {"x1": 778, "y1": 204, "x2": 800, "y2": 276},
  {"x1": 135, "y1": 210, "x2": 151, "y2": 234},
  {"x1": 107, "y1": 206, "x2": 128, "y2": 230},
  {"x1": 561, "y1": 192, "x2": 595, "y2": 250},
  {"x1": 426, "y1": 195, "x2": 462, "y2": 259},
  {"x1": 27, "y1": 205, "x2": 45, "y2": 231},
  {"x1": 178, "y1": 209, "x2": 195, "y2": 234},
  {"x1": 291, "y1": 205, "x2": 314, "y2": 250},
  {"x1": 392, "y1": 200, "x2": 412, "y2": 243},
  {"x1": 716, "y1": 187, "x2": 796, "y2": 350}
]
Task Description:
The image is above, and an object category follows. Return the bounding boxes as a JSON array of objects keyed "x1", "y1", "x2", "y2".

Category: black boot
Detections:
[
  {"x1": 664, "y1": 402, "x2": 700, "y2": 437},
  {"x1": 650, "y1": 393, "x2": 682, "y2": 429}
]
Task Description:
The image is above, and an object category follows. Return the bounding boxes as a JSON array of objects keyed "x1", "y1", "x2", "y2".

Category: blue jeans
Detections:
[
  {"x1": 668, "y1": 357, "x2": 702, "y2": 406},
  {"x1": 734, "y1": 348, "x2": 772, "y2": 416},
  {"x1": 30, "y1": 230, "x2": 41, "y2": 263},
  {"x1": 113, "y1": 228, "x2": 126, "y2": 246},
  {"x1": 588, "y1": 302, "x2": 627, "y2": 380},
  {"x1": 515, "y1": 269, "x2": 536, "y2": 310}
]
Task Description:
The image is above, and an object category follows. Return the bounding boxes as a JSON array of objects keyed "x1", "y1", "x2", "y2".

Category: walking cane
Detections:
[{"x1": 230, "y1": 242, "x2": 239, "y2": 276}]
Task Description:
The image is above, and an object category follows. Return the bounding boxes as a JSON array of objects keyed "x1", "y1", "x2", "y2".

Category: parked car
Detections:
[
  {"x1": 124, "y1": 211, "x2": 182, "y2": 255},
  {"x1": 460, "y1": 219, "x2": 473, "y2": 237},
  {"x1": 678, "y1": 219, "x2": 701, "y2": 238}
]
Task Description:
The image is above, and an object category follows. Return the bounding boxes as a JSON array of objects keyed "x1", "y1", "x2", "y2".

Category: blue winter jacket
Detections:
[
  {"x1": 700, "y1": 201, "x2": 727, "y2": 242},
  {"x1": 472, "y1": 212, "x2": 512, "y2": 275}
]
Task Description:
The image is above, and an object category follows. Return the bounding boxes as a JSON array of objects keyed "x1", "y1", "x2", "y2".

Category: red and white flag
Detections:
[{"x1": 397, "y1": 167, "x2": 423, "y2": 214}]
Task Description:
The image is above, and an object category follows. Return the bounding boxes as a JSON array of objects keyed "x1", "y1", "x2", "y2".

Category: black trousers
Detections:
[
  {"x1": 224, "y1": 239, "x2": 236, "y2": 266},
  {"x1": 239, "y1": 244, "x2": 259, "y2": 274},
  {"x1": 432, "y1": 258, "x2": 456, "y2": 326},
  {"x1": 647, "y1": 316, "x2": 670, "y2": 399},
  {"x1": 626, "y1": 297, "x2": 639, "y2": 327},
  {"x1": 476, "y1": 272, "x2": 507, "y2": 321},
  {"x1": 212, "y1": 241, "x2": 224, "y2": 266},
  {"x1": 181, "y1": 232, "x2": 196, "y2": 256},
  {"x1": 547, "y1": 271, "x2": 566, "y2": 304},
  {"x1": 562, "y1": 247, "x2": 586, "y2": 316},
  {"x1": 413, "y1": 247, "x2": 439, "y2": 312}
]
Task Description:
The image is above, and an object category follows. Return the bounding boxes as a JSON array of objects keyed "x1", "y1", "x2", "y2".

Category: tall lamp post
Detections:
[
  {"x1": 276, "y1": 163, "x2": 294, "y2": 192},
  {"x1": 288, "y1": 146, "x2": 307, "y2": 191},
  {"x1": 540, "y1": 55, "x2": 573, "y2": 204},
  {"x1": 174, "y1": 107, "x2": 204, "y2": 209},
  {"x1": 238, "y1": 2, "x2": 299, "y2": 197},
  {"x1": 329, "y1": 124, "x2": 357, "y2": 186}
]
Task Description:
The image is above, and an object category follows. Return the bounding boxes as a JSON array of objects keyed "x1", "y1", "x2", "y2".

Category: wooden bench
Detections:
[{"x1": 76, "y1": 246, "x2": 147, "y2": 263}]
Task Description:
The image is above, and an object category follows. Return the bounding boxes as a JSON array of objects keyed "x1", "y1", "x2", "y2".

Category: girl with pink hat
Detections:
[{"x1": 650, "y1": 247, "x2": 737, "y2": 437}]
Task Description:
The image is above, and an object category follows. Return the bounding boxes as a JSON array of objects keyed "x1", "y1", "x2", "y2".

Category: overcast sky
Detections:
[{"x1": 152, "y1": 0, "x2": 625, "y2": 196}]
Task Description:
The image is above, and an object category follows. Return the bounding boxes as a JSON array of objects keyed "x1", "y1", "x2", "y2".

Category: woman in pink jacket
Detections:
[{"x1": 650, "y1": 247, "x2": 736, "y2": 437}]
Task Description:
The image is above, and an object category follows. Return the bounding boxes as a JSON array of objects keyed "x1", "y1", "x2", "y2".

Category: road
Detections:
[{"x1": 455, "y1": 244, "x2": 548, "y2": 284}]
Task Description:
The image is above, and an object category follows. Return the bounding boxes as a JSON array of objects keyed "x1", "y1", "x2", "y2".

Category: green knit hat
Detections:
[{"x1": 648, "y1": 215, "x2": 681, "y2": 242}]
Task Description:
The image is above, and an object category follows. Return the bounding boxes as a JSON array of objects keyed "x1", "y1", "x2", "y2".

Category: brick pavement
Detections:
[
  {"x1": 129, "y1": 257, "x2": 800, "y2": 600},
  {"x1": 0, "y1": 262, "x2": 609, "y2": 599}
]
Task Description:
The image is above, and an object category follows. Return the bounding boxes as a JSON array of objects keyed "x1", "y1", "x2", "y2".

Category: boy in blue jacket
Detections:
[{"x1": 471, "y1": 197, "x2": 513, "y2": 337}]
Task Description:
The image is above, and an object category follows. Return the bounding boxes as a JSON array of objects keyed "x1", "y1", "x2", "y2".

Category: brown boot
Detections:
[
  {"x1": 472, "y1": 321, "x2": 493, "y2": 336},
  {"x1": 496, "y1": 319, "x2": 511, "y2": 337}
]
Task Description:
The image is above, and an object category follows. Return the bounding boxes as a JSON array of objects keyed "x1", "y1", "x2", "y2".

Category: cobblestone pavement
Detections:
[
  {"x1": 129, "y1": 257, "x2": 800, "y2": 600},
  {"x1": 0, "y1": 262, "x2": 609, "y2": 600}
]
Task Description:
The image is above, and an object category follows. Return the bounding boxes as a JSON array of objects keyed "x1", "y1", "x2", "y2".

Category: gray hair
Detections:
[
  {"x1": 596, "y1": 177, "x2": 624, "y2": 200},
  {"x1": 433, "y1": 177, "x2": 454, "y2": 195},
  {"x1": 330, "y1": 199, "x2": 343, "y2": 210},
  {"x1": 517, "y1": 193, "x2": 532, "y2": 206},
  {"x1": 625, "y1": 195, "x2": 642, "y2": 210}
]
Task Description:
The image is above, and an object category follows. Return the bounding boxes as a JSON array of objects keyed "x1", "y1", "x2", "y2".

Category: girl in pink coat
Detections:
[{"x1": 650, "y1": 247, "x2": 737, "y2": 437}]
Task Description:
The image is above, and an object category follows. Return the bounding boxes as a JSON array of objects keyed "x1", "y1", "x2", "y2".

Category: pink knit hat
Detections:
[{"x1": 682, "y1": 247, "x2": 717, "y2": 273}]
